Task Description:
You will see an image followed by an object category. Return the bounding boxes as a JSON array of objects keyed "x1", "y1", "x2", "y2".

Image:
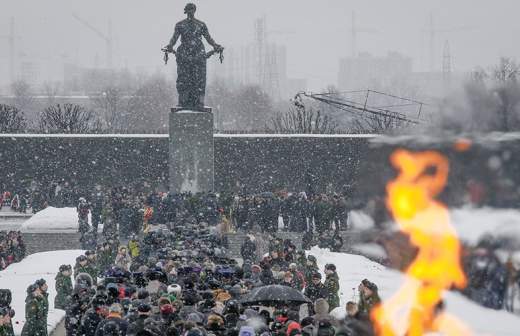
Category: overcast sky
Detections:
[{"x1": 1, "y1": 0, "x2": 519, "y2": 89}]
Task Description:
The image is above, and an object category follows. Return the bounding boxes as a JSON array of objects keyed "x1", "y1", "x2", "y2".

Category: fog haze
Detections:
[{"x1": 1, "y1": 0, "x2": 519, "y2": 89}]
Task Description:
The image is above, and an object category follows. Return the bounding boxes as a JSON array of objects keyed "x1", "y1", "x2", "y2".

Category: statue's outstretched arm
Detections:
[{"x1": 202, "y1": 23, "x2": 222, "y2": 50}]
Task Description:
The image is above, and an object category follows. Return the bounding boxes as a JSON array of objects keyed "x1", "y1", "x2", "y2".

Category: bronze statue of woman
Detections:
[{"x1": 163, "y1": 3, "x2": 223, "y2": 111}]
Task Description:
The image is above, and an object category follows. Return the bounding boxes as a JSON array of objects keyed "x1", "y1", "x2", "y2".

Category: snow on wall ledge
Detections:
[
  {"x1": 0, "y1": 133, "x2": 377, "y2": 138},
  {"x1": 21, "y1": 207, "x2": 86, "y2": 232}
]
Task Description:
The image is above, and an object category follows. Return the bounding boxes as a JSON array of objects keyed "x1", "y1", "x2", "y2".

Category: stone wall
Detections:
[{"x1": 0, "y1": 134, "x2": 370, "y2": 194}]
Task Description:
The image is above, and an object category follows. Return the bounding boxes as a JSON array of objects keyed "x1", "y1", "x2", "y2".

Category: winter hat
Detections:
[
  {"x1": 187, "y1": 313, "x2": 203, "y2": 325},
  {"x1": 167, "y1": 284, "x2": 182, "y2": 295},
  {"x1": 312, "y1": 272, "x2": 322, "y2": 280},
  {"x1": 317, "y1": 320, "x2": 334, "y2": 336},
  {"x1": 239, "y1": 326, "x2": 255, "y2": 336},
  {"x1": 138, "y1": 303, "x2": 152, "y2": 314},
  {"x1": 27, "y1": 284, "x2": 39, "y2": 294},
  {"x1": 109, "y1": 303, "x2": 123, "y2": 314},
  {"x1": 286, "y1": 322, "x2": 302, "y2": 336},
  {"x1": 362, "y1": 279, "x2": 378, "y2": 292},
  {"x1": 289, "y1": 263, "x2": 297, "y2": 270},
  {"x1": 91, "y1": 295, "x2": 107, "y2": 309},
  {"x1": 35, "y1": 279, "x2": 46, "y2": 288},
  {"x1": 137, "y1": 289, "x2": 150, "y2": 300},
  {"x1": 59, "y1": 264, "x2": 72, "y2": 272},
  {"x1": 314, "y1": 298, "x2": 330, "y2": 316},
  {"x1": 160, "y1": 304, "x2": 174, "y2": 314},
  {"x1": 186, "y1": 328, "x2": 203, "y2": 336},
  {"x1": 325, "y1": 264, "x2": 336, "y2": 272},
  {"x1": 300, "y1": 316, "x2": 315, "y2": 328},
  {"x1": 307, "y1": 255, "x2": 317, "y2": 263}
]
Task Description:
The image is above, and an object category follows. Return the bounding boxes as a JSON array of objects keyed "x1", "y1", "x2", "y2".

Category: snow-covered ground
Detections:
[
  {"x1": 311, "y1": 247, "x2": 520, "y2": 336},
  {"x1": 0, "y1": 250, "x2": 83, "y2": 335},
  {"x1": 20, "y1": 207, "x2": 88, "y2": 232},
  {"x1": 349, "y1": 207, "x2": 520, "y2": 247}
]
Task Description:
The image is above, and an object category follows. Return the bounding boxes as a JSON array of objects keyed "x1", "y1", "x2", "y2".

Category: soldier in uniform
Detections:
[{"x1": 21, "y1": 284, "x2": 47, "y2": 336}]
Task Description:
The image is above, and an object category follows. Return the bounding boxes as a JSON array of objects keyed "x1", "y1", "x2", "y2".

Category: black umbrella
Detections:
[{"x1": 241, "y1": 285, "x2": 311, "y2": 306}]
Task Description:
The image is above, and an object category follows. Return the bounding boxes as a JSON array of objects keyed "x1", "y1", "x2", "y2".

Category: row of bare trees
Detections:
[
  {"x1": 0, "y1": 103, "x2": 96, "y2": 133},
  {"x1": 440, "y1": 57, "x2": 520, "y2": 132}
]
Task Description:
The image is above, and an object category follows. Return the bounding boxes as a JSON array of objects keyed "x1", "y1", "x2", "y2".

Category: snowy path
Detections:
[
  {"x1": 311, "y1": 247, "x2": 520, "y2": 336},
  {"x1": 0, "y1": 250, "x2": 83, "y2": 335}
]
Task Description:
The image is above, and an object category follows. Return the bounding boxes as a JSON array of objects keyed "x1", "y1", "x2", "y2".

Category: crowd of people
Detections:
[
  {"x1": 0, "y1": 231, "x2": 25, "y2": 270},
  {"x1": 4, "y1": 219, "x2": 381, "y2": 336},
  {"x1": 66, "y1": 184, "x2": 351, "y2": 253}
]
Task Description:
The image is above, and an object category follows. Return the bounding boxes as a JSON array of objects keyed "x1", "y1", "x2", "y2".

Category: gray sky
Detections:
[{"x1": 1, "y1": 0, "x2": 519, "y2": 89}]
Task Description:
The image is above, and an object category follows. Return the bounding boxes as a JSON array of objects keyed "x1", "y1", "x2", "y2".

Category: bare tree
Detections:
[
  {"x1": 439, "y1": 57, "x2": 520, "y2": 132},
  {"x1": 351, "y1": 113, "x2": 407, "y2": 134},
  {"x1": 0, "y1": 104, "x2": 27, "y2": 133},
  {"x1": 11, "y1": 80, "x2": 34, "y2": 112},
  {"x1": 267, "y1": 100, "x2": 338, "y2": 134},
  {"x1": 42, "y1": 81, "x2": 61, "y2": 106},
  {"x1": 493, "y1": 57, "x2": 519, "y2": 83},
  {"x1": 39, "y1": 103, "x2": 95, "y2": 133}
]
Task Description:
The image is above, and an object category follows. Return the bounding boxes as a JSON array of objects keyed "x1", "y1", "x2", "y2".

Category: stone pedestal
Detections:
[{"x1": 169, "y1": 107, "x2": 214, "y2": 193}]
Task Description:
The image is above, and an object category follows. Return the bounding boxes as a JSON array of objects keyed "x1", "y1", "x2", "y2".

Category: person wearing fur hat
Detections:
[
  {"x1": 304, "y1": 272, "x2": 327, "y2": 303},
  {"x1": 324, "y1": 264, "x2": 340, "y2": 311},
  {"x1": 21, "y1": 284, "x2": 47, "y2": 336},
  {"x1": 74, "y1": 255, "x2": 98, "y2": 285},
  {"x1": 357, "y1": 279, "x2": 381, "y2": 319},
  {"x1": 55, "y1": 265, "x2": 73, "y2": 310},
  {"x1": 35, "y1": 278, "x2": 49, "y2": 330}
]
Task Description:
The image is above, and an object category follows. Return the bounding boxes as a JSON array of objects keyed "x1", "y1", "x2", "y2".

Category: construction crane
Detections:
[
  {"x1": 424, "y1": 12, "x2": 473, "y2": 72},
  {"x1": 72, "y1": 13, "x2": 113, "y2": 69},
  {"x1": 295, "y1": 90, "x2": 424, "y2": 125}
]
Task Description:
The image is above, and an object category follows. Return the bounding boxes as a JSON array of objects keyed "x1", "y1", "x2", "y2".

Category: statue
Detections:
[{"x1": 162, "y1": 3, "x2": 224, "y2": 111}]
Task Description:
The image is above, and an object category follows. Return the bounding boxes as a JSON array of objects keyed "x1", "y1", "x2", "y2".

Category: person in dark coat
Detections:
[
  {"x1": 304, "y1": 272, "x2": 328, "y2": 303},
  {"x1": 55, "y1": 265, "x2": 73, "y2": 310},
  {"x1": 126, "y1": 303, "x2": 152, "y2": 336},
  {"x1": 0, "y1": 289, "x2": 15, "y2": 336},
  {"x1": 95, "y1": 303, "x2": 128, "y2": 336},
  {"x1": 240, "y1": 236, "x2": 257, "y2": 262},
  {"x1": 75, "y1": 255, "x2": 98, "y2": 285},
  {"x1": 66, "y1": 289, "x2": 92, "y2": 336},
  {"x1": 21, "y1": 284, "x2": 47, "y2": 336},
  {"x1": 81, "y1": 296, "x2": 108, "y2": 336}
]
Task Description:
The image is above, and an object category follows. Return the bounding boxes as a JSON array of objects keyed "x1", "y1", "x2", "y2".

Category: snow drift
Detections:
[
  {"x1": 20, "y1": 207, "x2": 88, "y2": 232},
  {"x1": 310, "y1": 246, "x2": 520, "y2": 336},
  {"x1": 0, "y1": 250, "x2": 84, "y2": 335}
]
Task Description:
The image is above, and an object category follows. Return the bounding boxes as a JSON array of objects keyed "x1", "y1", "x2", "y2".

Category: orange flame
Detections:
[{"x1": 372, "y1": 149, "x2": 471, "y2": 336}]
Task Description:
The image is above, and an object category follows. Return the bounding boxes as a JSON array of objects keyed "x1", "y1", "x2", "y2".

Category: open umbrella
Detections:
[{"x1": 241, "y1": 285, "x2": 311, "y2": 306}]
